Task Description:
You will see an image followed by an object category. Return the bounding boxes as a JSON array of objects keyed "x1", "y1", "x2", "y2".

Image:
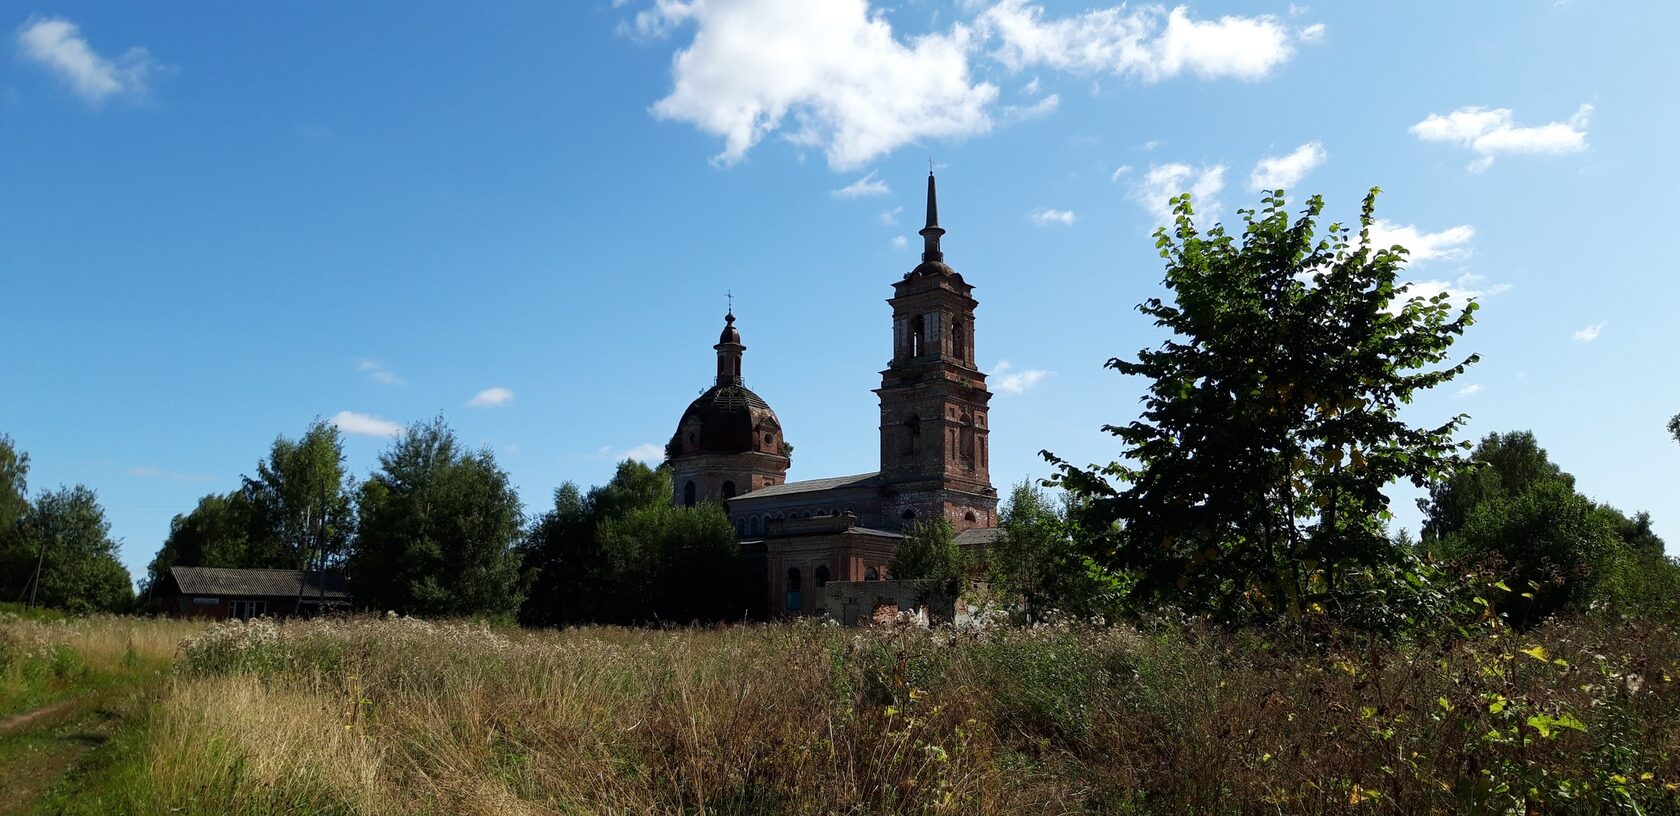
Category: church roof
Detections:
[
  {"x1": 672, "y1": 383, "x2": 779, "y2": 455},
  {"x1": 734, "y1": 471, "x2": 882, "y2": 500}
]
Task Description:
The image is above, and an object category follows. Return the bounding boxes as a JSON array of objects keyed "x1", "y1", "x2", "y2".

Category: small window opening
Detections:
[
  {"x1": 815, "y1": 565, "x2": 830, "y2": 588},
  {"x1": 722, "y1": 480, "x2": 737, "y2": 499},
  {"x1": 683, "y1": 481, "x2": 696, "y2": 507}
]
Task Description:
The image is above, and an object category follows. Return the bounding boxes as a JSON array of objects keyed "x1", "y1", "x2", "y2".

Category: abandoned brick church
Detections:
[{"x1": 666, "y1": 173, "x2": 1002, "y2": 618}]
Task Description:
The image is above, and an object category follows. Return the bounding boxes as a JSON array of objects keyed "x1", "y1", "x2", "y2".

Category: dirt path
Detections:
[
  {"x1": 0, "y1": 691, "x2": 135, "y2": 815},
  {"x1": 0, "y1": 697, "x2": 83, "y2": 738}
]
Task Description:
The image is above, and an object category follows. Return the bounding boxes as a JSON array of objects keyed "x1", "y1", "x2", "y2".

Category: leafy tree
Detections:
[
  {"x1": 142, "y1": 491, "x2": 257, "y2": 595},
  {"x1": 1669, "y1": 413, "x2": 1679, "y2": 446},
  {"x1": 988, "y1": 482, "x2": 1115, "y2": 620},
  {"x1": 349, "y1": 418, "x2": 524, "y2": 617},
  {"x1": 890, "y1": 518, "x2": 969, "y2": 585},
  {"x1": 595, "y1": 501, "x2": 743, "y2": 623},
  {"x1": 0, "y1": 435, "x2": 28, "y2": 539},
  {"x1": 1045, "y1": 190, "x2": 1479, "y2": 626},
  {"x1": 240, "y1": 420, "x2": 353, "y2": 570},
  {"x1": 520, "y1": 460, "x2": 743, "y2": 625},
  {"x1": 1422, "y1": 430, "x2": 1670, "y2": 623},
  {"x1": 1, "y1": 486, "x2": 131, "y2": 613}
]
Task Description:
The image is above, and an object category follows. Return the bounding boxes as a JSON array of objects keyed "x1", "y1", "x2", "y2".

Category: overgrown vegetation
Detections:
[{"x1": 6, "y1": 613, "x2": 1672, "y2": 814}]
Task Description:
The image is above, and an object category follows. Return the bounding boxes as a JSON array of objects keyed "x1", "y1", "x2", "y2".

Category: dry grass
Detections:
[{"x1": 6, "y1": 613, "x2": 1678, "y2": 814}]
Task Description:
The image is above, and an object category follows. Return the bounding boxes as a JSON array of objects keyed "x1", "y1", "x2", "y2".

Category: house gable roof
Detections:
[{"x1": 169, "y1": 566, "x2": 349, "y2": 600}]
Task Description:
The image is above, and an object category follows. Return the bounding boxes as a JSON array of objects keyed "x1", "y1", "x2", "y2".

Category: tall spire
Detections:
[{"x1": 919, "y1": 171, "x2": 945, "y2": 263}]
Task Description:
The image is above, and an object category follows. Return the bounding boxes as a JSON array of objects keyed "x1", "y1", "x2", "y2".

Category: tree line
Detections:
[{"x1": 5, "y1": 187, "x2": 1677, "y2": 629}]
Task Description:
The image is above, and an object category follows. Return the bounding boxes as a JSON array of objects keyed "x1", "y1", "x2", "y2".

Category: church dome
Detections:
[{"x1": 670, "y1": 384, "x2": 782, "y2": 455}]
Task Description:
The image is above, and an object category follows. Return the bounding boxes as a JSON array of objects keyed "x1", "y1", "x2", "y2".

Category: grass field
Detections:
[{"x1": 1, "y1": 612, "x2": 1676, "y2": 814}]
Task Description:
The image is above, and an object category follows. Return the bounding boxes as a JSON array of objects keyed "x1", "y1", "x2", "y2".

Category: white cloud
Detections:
[
  {"x1": 981, "y1": 1, "x2": 1304, "y2": 82},
  {"x1": 598, "y1": 443, "x2": 666, "y2": 463},
  {"x1": 993, "y1": 360, "x2": 1049, "y2": 394},
  {"x1": 647, "y1": 0, "x2": 999, "y2": 169},
  {"x1": 468, "y1": 387, "x2": 515, "y2": 408},
  {"x1": 638, "y1": 1, "x2": 1314, "y2": 169},
  {"x1": 357, "y1": 360, "x2": 406, "y2": 386},
  {"x1": 878, "y1": 205, "x2": 903, "y2": 225},
  {"x1": 1365, "y1": 218, "x2": 1475, "y2": 263},
  {"x1": 1396, "y1": 272, "x2": 1510, "y2": 314},
  {"x1": 1456, "y1": 384, "x2": 1482, "y2": 397},
  {"x1": 1002, "y1": 92, "x2": 1059, "y2": 120},
  {"x1": 1110, "y1": 164, "x2": 1133, "y2": 182},
  {"x1": 1133, "y1": 161, "x2": 1225, "y2": 227},
  {"x1": 1573, "y1": 321, "x2": 1605, "y2": 342},
  {"x1": 1249, "y1": 141, "x2": 1326, "y2": 190},
  {"x1": 1297, "y1": 23, "x2": 1325, "y2": 42},
  {"x1": 1028, "y1": 207, "x2": 1076, "y2": 225},
  {"x1": 1410, "y1": 104, "x2": 1591, "y2": 172},
  {"x1": 330, "y1": 411, "x2": 402, "y2": 437},
  {"x1": 832, "y1": 170, "x2": 892, "y2": 198},
  {"x1": 892, "y1": 235, "x2": 909, "y2": 249},
  {"x1": 16, "y1": 17, "x2": 156, "y2": 105}
]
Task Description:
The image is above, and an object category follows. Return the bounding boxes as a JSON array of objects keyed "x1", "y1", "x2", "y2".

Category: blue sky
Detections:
[{"x1": 3, "y1": 1, "x2": 1676, "y2": 582}]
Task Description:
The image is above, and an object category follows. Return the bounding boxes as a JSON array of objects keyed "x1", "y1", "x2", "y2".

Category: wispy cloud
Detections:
[
  {"x1": 357, "y1": 360, "x2": 406, "y2": 386},
  {"x1": 878, "y1": 205, "x2": 903, "y2": 225},
  {"x1": 832, "y1": 170, "x2": 892, "y2": 198},
  {"x1": 1410, "y1": 104, "x2": 1591, "y2": 172},
  {"x1": 596, "y1": 443, "x2": 665, "y2": 464},
  {"x1": 1003, "y1": 92, "x2": 1059, "y2": 121},
  {"x1": 981, "y1": 2, "x2": 1309, "y2": 82},
  {"x1": 468, "y1": 387, "x2": 515, "y2": 408},
  {"x1": 1366, "y1": 219, "x2": 1475, "y2": 263},
  {"x1": 330, "y1": 411, "x2": 402, "y2": 437},
  {"x1": 1456, "y1": 384, "x2": 1482, "y2": 397},
  {"x1": 1249, "y1": 141, "x2": 1327, "y2": 190},
  {"x1": 1110, "y1": 164, "x2": 1133, "y2": 182},
  {"x1": 892, "y1": 235, "x2": 909, "y2": 250},
  {"x1": 1573, "y1": 321, "x2": 1606, "y2": 342},
  {"x1": 993, "y1": 359, "x2": 1050, "y2": 393},
  {"x1": 1029, "y1": 207, "x2": 1076, "y2": 225},
  {"x1": 1397, "y1": 272, "x2": 1510, "y2": 314},
  {"x1": 1133, "y1": 162, "x2": 1225, "y2": 227},
  {"x1": 16, "y1": 16, "x2": 157, "y2": 105}
]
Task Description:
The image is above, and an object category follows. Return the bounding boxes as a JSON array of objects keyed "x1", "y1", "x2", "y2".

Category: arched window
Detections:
[
  {"x1": 683, "y1": 481, "x2": 696, "y2": 507},
  {"x1": 902, "y1": 413, "x2": 921, "y2": 455},
  {"x1": 786, "y1": 568, "x2": 803, "y2": 612},
  {"x1": 964, "y1": 511, "x2": 977, "y2": 523},
  {"x1": 748, "y1": 516, "x2": 761, "y2": 536},
  {"x1": 815, "y1": 565, "x2": 830, "y2": 588},
  {"x1": 951, "y1": 318, "x2": 964, "y2": 359},
  {"x1": 865, "y1": 566, "x2": 879, "y2": 581},
  {"x1": 909, "y1": 315, "x2": 924, "y2": 357},
  {"x1": 722, "y1": 480, "x2": 737, "y2": 499},
  {"x1": 901, "y1": 508, "x2": 916, "y2": 521},
  {"x1": 735, "y1": 519, "x2": 745, "y2": 535}
]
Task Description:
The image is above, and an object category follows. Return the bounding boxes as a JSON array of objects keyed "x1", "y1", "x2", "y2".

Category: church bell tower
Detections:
[{"x1": 875, "y1": 173, "x2": 997, "y2": 530}]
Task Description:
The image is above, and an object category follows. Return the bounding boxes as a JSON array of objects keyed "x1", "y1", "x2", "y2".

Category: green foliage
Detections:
[
  {"x1": 349, "y1": 418, "x2": 524, "y2": 618},
  {"x1": 142, "y1": 420, "x2": 355, "y2": 598},
  {"x1": 988, "y1": 482, "x2": 1114, "y2": 620},
  {"x1": 519, "y1": 460, "x2": 743, "y2": 625},
  {"x1": 1669, "y1": 412, "x2": 1679, "y2": 445},
  {"x1": 595, "y1": 501, "x2": 745, "y2": 622},
  {"x1": 0, "y1": 486, "x2": 131, "y2": 613},
  {"x1": 240, "y1": 419, "x2": 354, "y2": 569},
  {"x1": 889, "y1": 518, "x2": 968, "y2": 584},
  {"x1": 0, "y1": 435, "x2": 28, "y2": 543},
  {"x1": 1046, "y1": 189, "x2": 1478, "y2": 627},
  {"x1": 1422, "y1": 430, "x2": 1667, "y2": 624}
]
